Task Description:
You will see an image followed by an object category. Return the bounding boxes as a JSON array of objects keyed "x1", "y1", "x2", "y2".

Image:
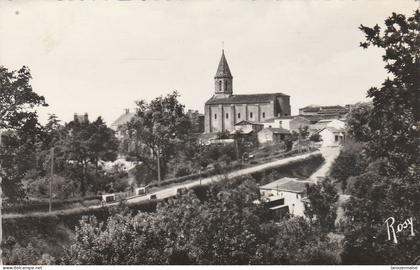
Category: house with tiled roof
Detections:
[
  {"x1": 259, "y1": 177, "x2": 314, "y2": 217},
  {"x1": 257, "y1": 127, "x2": 291, "y2": 145},
  {"x1": 204, "y1": 50, "x2": 291, "y2": 133},
  {"x1": 111, "y1": 109, "x2": 136, "y2": 139},
  {"x1": 316, "y1": 126, "x2": 347, "y2": 147}
]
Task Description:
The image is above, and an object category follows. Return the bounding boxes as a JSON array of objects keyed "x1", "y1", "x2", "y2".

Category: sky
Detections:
[{"x1": 0, "y1": 0, "x2": 418, "y2": 125}]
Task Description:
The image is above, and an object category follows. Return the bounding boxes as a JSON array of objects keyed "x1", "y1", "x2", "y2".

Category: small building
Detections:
[
  {"x1": 257, "y1": 127, "x2": 291, "y2": 144},
  {"x1": 318, "y1": 127, "x2": 346, "y2": 147},
  {"x1": 111, "y1": 109, "x2": 136, "y2": 138},
  {"x1": 259, "y1": 177, "x2": 313, "y2": 217},
  {"x1": 261, "y1": 116, "x2": 294, "y2": 130},
  {"x1": 74, "y1": 113, "x2": 89, "y2": 123},
  {"x1": 198, "y1": 133, "x2": 219, "y2": 145},
  {"x1": 309, "y1": 118, "x2": 347, "y2": 131},
  {"x1": 232, "y1": 120, "x2": 264, "y2": 135},
  {"x1": 289, "y1": 116, "x2": 311, "y2": 132},
  {"x1": 299, "y1": 105, "x2": 349, "y2": 118}
]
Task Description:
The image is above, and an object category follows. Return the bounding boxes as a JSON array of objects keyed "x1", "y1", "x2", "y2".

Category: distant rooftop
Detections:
[
  {"x1": 261, "y1": 127, "x2": 291, "y2": 134},
  {"x1": 111, "y1": 109, "x2": 135, "y2": 130}
]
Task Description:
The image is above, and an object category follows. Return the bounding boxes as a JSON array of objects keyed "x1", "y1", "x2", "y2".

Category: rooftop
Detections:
[
  {"x1": 234, "y1": 120, "x2": 262, "y2": 126},
  {"x1": 261, "y1": 127, "x2": 291, "y2": 134},
  {"x1": 259, "y1": 177, "x2": 313, "y2": 193},
  {"x1": 205, "y1": 93, "x2": 289, "y2": 105},
  {"x1": 111, "y1": 110, "x2": 135, "y2": 129}
]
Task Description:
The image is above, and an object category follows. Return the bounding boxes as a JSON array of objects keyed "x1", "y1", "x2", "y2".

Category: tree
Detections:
[
  {"x1": 54, "y1": 116, "x2": 118, "y2": 196},
  {"x1": 359, "y1": 11, "x2": 419, "y2": 177},
  {"x1": 330, "y1": 140, "x2": 368, "y2": 193},
  {"x1": 126, "y1": 91, "x2": 191, "y2": 181},
  {"x1": 341, "y1": 10, "x2": 420, "y2": 264},
  {"x1": 304, "y1": 177, "x2": 339, "y2": 232},
  {"x1": 0, "y1": 66, "x2": 47, "y2": 130},
  {"x1": 0, "y1": 66, "x2": 47, "y2": 199},
  {"x1": 346, "y1": 102, "x2": 374, "y2": 142},
  {"x1": 64, "y1": 176, "x2": 341, "y2": 265}
]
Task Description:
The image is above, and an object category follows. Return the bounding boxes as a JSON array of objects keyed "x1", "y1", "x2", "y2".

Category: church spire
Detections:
[
  {"x1": 215, "y1": 50, "x2": 232, "y2": 79},
  {"x1": 214, "y1": 50, "x2": 233, "y2": 97}
]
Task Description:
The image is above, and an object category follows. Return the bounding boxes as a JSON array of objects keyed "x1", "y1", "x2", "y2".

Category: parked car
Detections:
[
  {"x1": 176, "y1": 187, "x2": 188, "y2": 196},
  {"x1": 102, "y1": 194, "x2": 116, "y2": 204},
  {"x1": 135, "y1": 186, "x2": 149, "y2": 196},
  {"x1": 149, "y1": 194, "x2": 157, "y2": 200}
]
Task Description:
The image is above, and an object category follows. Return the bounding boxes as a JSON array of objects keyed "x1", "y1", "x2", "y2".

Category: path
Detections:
[{"x1": 309, "y1": 146, "x2": 341, "y2": 183}]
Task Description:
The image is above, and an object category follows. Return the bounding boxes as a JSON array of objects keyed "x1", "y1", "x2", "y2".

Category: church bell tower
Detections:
[{"x1": 214, "y1": 50, "x2": 233, "y2": 98}]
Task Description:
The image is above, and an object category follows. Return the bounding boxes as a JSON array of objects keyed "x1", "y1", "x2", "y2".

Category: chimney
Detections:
[
  {"x1": 74, "y1": 113, "x2": 78, "y2": 122},
  {"x1": 125, "y1": 108, "x2": 130, "y2": 114},
  {"x1": 84, "y1": 113, "x2": 89, "y2": 123}
]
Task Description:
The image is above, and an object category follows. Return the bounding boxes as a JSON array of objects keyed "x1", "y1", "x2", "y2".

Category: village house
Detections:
[
  {"x1": 110, "y1": 109, "x2": 136, "y2": 138},
  {"x1": 289, "y1": 116, "x2": 311, "y2": 132},
  {"x1": 257, "y1": 127, "x2": 291, "y2": 145},
  {"x1": 309, "y1": 118, "x2": 347, "y2": 131},
  {"x1": 261, "y1": 116, "x2": 294, "y2": 130},
  {"x1": 259, "y1": 177, "x2": 314, "y2": 217},
  {"x1": 317, "y1": 127, "x2": 347, "y2": 147},
  {"x1": 232, "y1": 120, "x2": 264, "y2": 135}
]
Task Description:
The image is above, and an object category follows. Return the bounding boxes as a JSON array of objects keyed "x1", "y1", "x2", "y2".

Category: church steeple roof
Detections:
[{"x1": 215, "y1": 50, "x2": 232, "y2": 78}]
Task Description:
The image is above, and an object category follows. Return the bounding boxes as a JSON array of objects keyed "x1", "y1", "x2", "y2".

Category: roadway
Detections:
[{"x1": 127, "y1": 150, "x2": 323, "y2": 204}]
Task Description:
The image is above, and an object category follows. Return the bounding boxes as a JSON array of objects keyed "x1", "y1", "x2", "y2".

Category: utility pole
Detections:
[
  {"x1": 156, "y1": 145, "x2": 161, "y2": 187},
  {"x1": 0, "y1": 131, "x2": 3, "y2": 265},
  {"x1": 49, "y1": 147, "x2": 54, "y2": 212}
]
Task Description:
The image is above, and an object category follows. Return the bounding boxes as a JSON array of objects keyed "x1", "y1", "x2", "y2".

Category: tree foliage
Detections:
[
  {"x1": 304, "y1": 177, "x2": 339, "y2": 232},
  {"x1": 341, "y1": 10, "x2": 420, "y2": 264},
  {"x1": 64, "y1": 177, "x2": 339, "y2": 265},
  {"x1": 0, "y1": 66, "x2": 47, "y2": 199},
  {"x1": 330, "y1": 140, "x2": 368, "y2": 192},
  {"x1": 124, "y1": 91, "x2": 190, "y2": 180}
]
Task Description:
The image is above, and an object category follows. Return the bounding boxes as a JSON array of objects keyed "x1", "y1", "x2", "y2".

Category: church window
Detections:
[
  {"x1": 262, "y1": 112, "x2": 265, "y2": 118},
  {"x1": 219, "y1": 81, "x2": 222, "y2": 91},
  {"x1": 250, "y1": 112, "x2": 253, "y2": 119},
  {"x1": 214, "y1": 114, "x2": 217, "y2": 120},
  {"x1": 226, "y1": 113, "x2": 229, "y2": 119},
  {"x1": 225, "y1": 80, "x2": 228, "y2": 91},
  {"x1": 237, "y1": 113, "x2": 241, "y2": 119}
]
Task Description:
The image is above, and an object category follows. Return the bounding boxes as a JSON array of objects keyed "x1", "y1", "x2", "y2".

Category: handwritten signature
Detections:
[{"x1": 384, "y1": 217, "x2": 415, "y2": 244}]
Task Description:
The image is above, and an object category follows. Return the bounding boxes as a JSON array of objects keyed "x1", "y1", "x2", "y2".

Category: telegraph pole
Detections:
[
  {"x1": 49, "y1": 147, "x2": 54, "y2": 212},
  {"x1": 156, "y1": 145, "x2": 161, "y2": 187},
  {"x1": 0, "y1": 131, "x2": 3, "y2": 265}
]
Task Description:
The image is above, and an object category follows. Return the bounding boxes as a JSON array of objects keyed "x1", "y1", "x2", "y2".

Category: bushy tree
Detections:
[
  {"x1": 346, "y1": 102, "x2": 374, "y2": 142},
  {"x1": 330, "y1": 140, "x2": 368, "y2": 192},
  {"x1": 0, "y1": 66, "x2": 47, "y2": 199},
  {"x1": 50, "y1": 116, "x2": 119, "y2": 196},
  {"x1": 125, "y1": 91, "x2": 190, "y2": 180},
  {"x1": 64, "y1": 177, "x2": 341, "y2": 265},
  {"x1": 342, "y1": 10, "x2": 420, "y2": 264},
  {"x1": 304, "y1": 177, "x2": 339, "y2": 232}
]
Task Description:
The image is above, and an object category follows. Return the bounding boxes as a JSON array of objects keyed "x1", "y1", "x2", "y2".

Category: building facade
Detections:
[
  {"x1": 259, "y1": 177, "x2": 314, "y2": 217},
  {"x1": 204, "y1": 51, "x2": 291, "y2": 133}
]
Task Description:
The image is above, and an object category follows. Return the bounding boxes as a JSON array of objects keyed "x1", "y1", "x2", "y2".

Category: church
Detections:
[{"x1": 204, "y1": 50, "x2": 291, "y2": 133}]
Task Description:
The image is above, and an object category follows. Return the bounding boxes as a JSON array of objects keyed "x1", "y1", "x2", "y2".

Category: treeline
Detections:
[{"x1": 62, "y1": 177, "x2": 340, "y2": 265}]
